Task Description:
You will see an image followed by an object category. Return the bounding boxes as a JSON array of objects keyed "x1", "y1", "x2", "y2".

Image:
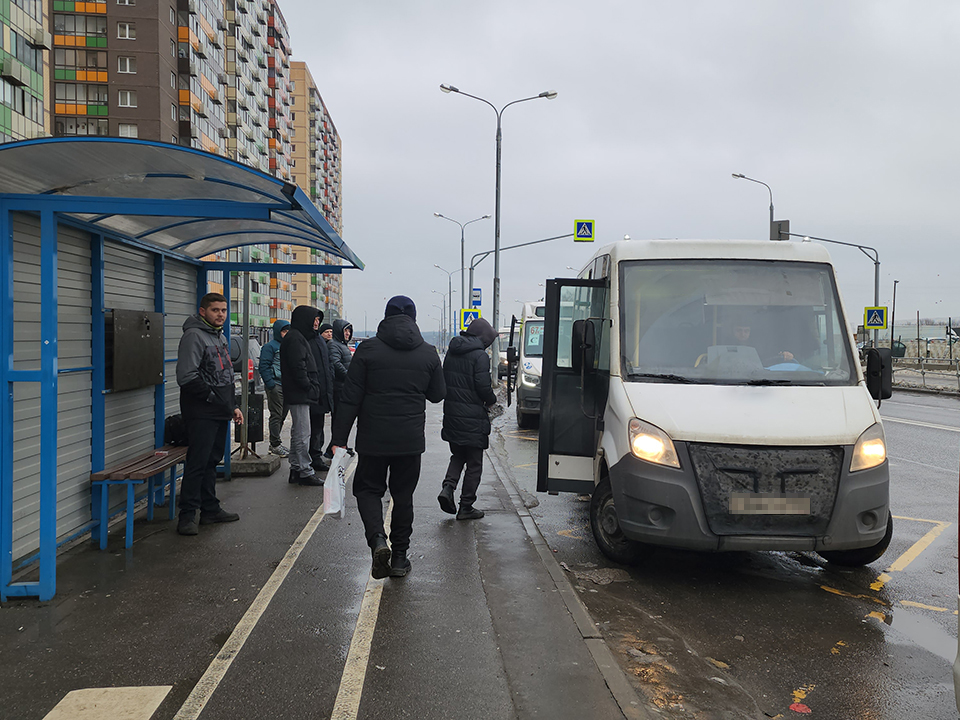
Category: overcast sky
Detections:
[{"x1": 281, "y1": 0, "x2": 959, "y2": 335}]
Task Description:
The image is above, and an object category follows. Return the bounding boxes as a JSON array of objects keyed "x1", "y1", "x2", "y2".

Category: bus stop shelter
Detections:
[{"x1": 0, "y1": 137, "x2": 363, "y2": 601}]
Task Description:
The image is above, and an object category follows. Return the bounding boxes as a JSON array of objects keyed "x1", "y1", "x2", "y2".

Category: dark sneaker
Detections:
[
  {"x1": 298, "y1": 474, "x2": 323, "y2": 487},
  {"x1": 177, "y1": 513, "x2": 199, "y2": 536},
  {"x1": 389, "y1": 550, "x2": 411, "y2": 578},
  {"x1": 288, "y1": 468, "x2": 299, "y2": 484},
  {"x1": 437, "y1": 485, "x2": 456, "y2": 515},
  {"x1": 200, "y1": 509, "x2": 240, "y2": 524},
  {"x1": 456, "y1": 506, "x2": 485, "y2": 520},
  {"x1": 322, "y1": 449, "x2": 334, "y2": 460},
  {"x1": 313, "y1": 458, "x2": 331, "y2": 472},
  {"x1": 370, "y1": 534, "x2": 391, "y2": 579}
]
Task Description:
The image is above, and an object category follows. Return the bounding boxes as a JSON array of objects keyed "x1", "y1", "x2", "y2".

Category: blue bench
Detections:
[{"x1": 90, "y1": 446, "x2": 188, "y2": 549}]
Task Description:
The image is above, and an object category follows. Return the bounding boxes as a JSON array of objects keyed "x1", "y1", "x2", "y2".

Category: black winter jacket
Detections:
[
  {"x1": 331, "y1": 314, "x2": 445, "y2": 456},
  {"x1": 280, "y1": 306, "x2": 321, "y2": 406},
  {"x1": 311, "y1": 331, "x2": 335, "y2": 413},
  {"x1": 441, "y1": 334, "x2": 498, "y2": 448}
]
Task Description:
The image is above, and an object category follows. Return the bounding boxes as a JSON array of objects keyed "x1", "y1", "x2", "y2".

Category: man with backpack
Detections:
[{"x1": 258, "y1": 319, "x2": 290, "y2": 457}]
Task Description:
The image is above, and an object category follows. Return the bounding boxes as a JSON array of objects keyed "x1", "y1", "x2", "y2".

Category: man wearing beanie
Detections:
[
  {"x1": 331, "y1": 295, "x2": 445, "y2": 579},
  {"x1": 438, "y1": 317, "x2": 498, "y2": 519}
]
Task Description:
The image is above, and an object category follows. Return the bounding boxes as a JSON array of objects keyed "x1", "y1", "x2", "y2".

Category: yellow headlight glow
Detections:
[
  {"x1": 850, "y1": 423, "x2": 887, "y2": 472},
  {"x1": 628, "y1": 418, "x2": 680, "y2": 468},
  {"x1": 631, "y1": 434, "x2": 665, "y2": 461}
]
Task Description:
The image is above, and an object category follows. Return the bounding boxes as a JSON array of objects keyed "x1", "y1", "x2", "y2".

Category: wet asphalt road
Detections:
[{"x1": 490, "y1": 391, "x2": 960, "y2": 719}]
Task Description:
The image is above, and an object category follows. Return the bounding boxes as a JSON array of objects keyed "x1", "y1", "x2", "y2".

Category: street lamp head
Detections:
[
  {"x1": 732, "y1": 173, "x2": 746, "y2": 179},
  {"x1": 433, "y1": 212, "x2": 442, "y2": 218},
  {"x1": 481, "y1": 214, "x2": 491, "y2": 219},
  {"x1": 439, "y1": 84, "x2": 458, "y2": 94},
  {"x1": 539, "y1": 91, "x2": 558, "y2": 99}
]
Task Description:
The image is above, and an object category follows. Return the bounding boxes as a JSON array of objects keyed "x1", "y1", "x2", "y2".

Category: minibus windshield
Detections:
[
  {"x1": 619, "y1": 259, "x2": 857, "y2": 386},
  {"x1": 523, "y1": 321, "x2": 545, "y2": 358}
]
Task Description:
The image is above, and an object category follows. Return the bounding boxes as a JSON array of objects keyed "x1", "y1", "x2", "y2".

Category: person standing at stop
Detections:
[
  {"x1": 331, "y1": 296, "x2": 445, "y2": 579},
  {"x1": 258, "y1": 318, "x2": 290, "y2": 457},
  {"x1": 175, "y1": 293, "x2": 243, "y2": 536},
  {"x1": 281, "y1": 305, "x2": 323, "y2": 486}
]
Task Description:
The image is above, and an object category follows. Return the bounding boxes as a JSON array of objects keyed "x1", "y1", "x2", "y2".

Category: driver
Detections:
[{"x1": 731, "y1": 322, "x2": 795, "y2": 363}]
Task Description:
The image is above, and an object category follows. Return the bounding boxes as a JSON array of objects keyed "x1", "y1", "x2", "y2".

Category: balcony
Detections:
[
  {"x1": 178, "y1": 57, "x2": 198, "y2": 76},
  {"x1": 0, "y1": 57, "x2": 29, "y2": 87}
]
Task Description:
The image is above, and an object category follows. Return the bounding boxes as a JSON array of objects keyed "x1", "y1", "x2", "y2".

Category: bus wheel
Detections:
[
  {"x1": 818, "y1": 512, "x2": 893, "y2": 567},
  {"x1": 590, "y1": 479, "x2": 641, "y2": 565}
]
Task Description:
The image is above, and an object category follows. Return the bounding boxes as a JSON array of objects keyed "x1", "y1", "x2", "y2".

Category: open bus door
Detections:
[
  {"x1": 506, "y1": 315, "x2": 519, "y2": 407},
  {"x1": 537, "y1": 278, "x2": 609, "y2": 495}
]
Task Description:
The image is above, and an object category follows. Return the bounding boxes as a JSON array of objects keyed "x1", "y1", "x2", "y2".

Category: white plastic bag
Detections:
[{"x1": 323, "y1": 447, "x2": 352, "y2": 518}]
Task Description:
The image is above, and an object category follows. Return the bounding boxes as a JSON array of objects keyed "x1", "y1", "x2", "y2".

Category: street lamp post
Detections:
[
  {"x1": 790, "y1": 232, "x2": 882, "y2": 348},
  {"x1": 440, "y1": 83, "x2": 557, "y2": 385},
  {"x1": 431, "y1": 304, "x2": 445, "y2": 346},
  {"x1": 890, "y1": 279, "x2": 899, "y2": 352},
  {"x1": 468, "y1": 232, "x2": 575, "y2": 310},
  {"x1": 434, "y1": 212, "x2": 490, "y2": 313},
  {"x1": 732, "y1": 173, "x2": 776, "y2": 241},
  {"x1": 434, "y1": 265, "x2": 458, "y2": 343}
]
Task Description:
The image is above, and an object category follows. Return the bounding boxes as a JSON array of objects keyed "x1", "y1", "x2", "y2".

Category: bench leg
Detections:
[
  {"x1": 147, "y1": 476, "x2": 156, "y2": 522},
  {"x1": 99, "y1": 482, "x2": 109, "y2": 550},
  {"x1": 125, "y1": 482, "x2": 135, "y2": 549},
  {"x1": 169, "y1": 466, "x2": 178, "y2": 520}
]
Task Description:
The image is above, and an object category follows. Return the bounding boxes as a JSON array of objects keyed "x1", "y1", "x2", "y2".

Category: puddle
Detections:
[{"x1": 885, "y1": 608, "x2": 957, "y2": 663}]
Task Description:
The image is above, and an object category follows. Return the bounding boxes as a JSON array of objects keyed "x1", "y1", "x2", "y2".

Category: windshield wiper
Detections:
[
  {"x1": 628, "y1": 373, "x2": 697, "y2": 384},
  {"x1": 746, "y1": 379, "x2": 793, "y2": 385}
]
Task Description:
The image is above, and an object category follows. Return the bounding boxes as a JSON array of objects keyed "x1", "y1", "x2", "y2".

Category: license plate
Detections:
[{"x1": 729, "y1": 493, "x2": 811, "y2": 515}]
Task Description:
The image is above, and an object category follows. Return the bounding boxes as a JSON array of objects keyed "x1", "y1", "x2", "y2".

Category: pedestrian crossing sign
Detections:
[
  {"x1": 864, "y1": 306, "x2": 887, "y2": 329},
  {"x1": 460, "y1": 308, "x2": 481, "y2": 331},
  {"x1": 575, "y1": 219, "x2": 595, "y2": 242}
]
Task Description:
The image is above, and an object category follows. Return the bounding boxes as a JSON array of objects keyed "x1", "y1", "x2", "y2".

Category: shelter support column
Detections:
[{"x1": 0, "y1": 201, "x2": 12, "y2": 599}]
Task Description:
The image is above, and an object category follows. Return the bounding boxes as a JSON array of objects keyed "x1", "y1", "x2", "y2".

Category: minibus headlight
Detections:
[
  {"x1": 629, "y1": 418, "x2": 680, "y2": 468},
  {"x1": 850, "y1": 423, "x2": 886, "y2": 472},
  {"x1": 521, "y1": 373, "x2": 540, "y2": 387}
]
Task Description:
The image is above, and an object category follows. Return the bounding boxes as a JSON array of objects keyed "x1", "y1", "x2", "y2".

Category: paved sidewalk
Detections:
[{"x1": 0, "y1": 406, "x2": 646, "y2": 720}]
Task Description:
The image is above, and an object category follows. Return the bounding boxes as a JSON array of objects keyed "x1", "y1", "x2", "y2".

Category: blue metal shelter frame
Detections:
[{"x1": 0, "y1": 138, "x2": 362, "y2": 600}]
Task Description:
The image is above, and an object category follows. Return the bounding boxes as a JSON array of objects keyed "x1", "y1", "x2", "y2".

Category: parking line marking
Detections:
[
  {"x1": 44, "y1": 686, "x2": 171, "y2": 720},
  {"x1": 329, "y1": 500, "x2": 394, "y2": 720},
  {"x1": 870, "y1": 518, "x2": 951, "y2": 592},
  {"x1": 900, "y1": 600, "x2": 952, "y2": 613},
  {"x1": 173, "y1": 465, "x2": 355, "y2": 720}
]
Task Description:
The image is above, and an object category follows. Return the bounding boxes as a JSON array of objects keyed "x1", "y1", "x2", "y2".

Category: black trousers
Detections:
[
  {"x1": 309, "y1": 405, "x2": 327, "y2": 468},
  {"x1": 353, "y1": 454, "x2": 422, "y2": 552},
  {"x1": 442, "y1": 443, "x2": 484, "y2": 507},
  {"x1": 180, "y1": 416, "x2": 227, "y2": 516}
]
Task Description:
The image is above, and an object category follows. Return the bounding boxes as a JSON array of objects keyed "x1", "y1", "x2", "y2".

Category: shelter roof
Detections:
[{"x1": 0, "y1": 137, "x2": 362, "y2": 268}]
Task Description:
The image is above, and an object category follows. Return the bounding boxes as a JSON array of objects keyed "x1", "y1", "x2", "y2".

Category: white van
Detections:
[
  {"x1": 510, "y1": 302, "x2": 546, "y2": 428},
  {"x1": 537, "y1": 239, "x2": 893, "y2": 566}
]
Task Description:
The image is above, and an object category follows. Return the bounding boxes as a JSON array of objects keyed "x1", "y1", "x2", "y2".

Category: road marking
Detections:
[
  {"x1": 44, "y1": 687, "x2": 171, "y2": 720},
  {"x1": 329, "y1": 500, "x2": 394, "y2": 720},
  {"x1": 173, "y1": 465, "x2": 355, "y2": 720},
  {"x1": 820, "y1": 585, "x2": 888, "y2": 606},
  {"x1": 883, "y1": 416, "x2": 960, "y2": 433},
  {"x1": 870, "y1": 518, "x2": 950, "y2": 591},
  {"x1": 887, "y1": 455, "x2": 956, "y2": 474},
  {"x1": 513, "y1": 462, "x2": 537, "y2": 468},
  {"x1": 900, "y1": 599, "x2": 954, "y2": 613}
]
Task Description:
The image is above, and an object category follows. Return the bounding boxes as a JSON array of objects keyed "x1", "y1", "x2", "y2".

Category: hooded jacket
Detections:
[
  {"x1": 176, "y1": 314, "x2": 236, "y2": 420},
  {"x1": 331, "y1": 313, "x2": 445, "y2": 456},
  {"x1": 311, "y1": 319, "x2": 335, "y2": 413},
  {"x1": 280, "y1": 306, "x2": 321, "y2": 405},
  {"x1": 441, "y1": 318, "x2": 498, "y2": 448},
  {"x1": 329, "y1": 319, "x2": 353, "y2": 389},
  {"x1": 258, "y1": 318, "x2": 290, "y2": 390}
]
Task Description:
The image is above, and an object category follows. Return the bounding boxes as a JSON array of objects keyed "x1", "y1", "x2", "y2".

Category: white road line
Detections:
[
  {"x1": 173, "y1": 465, "x2": 356, "y2": 720},
  {"x1": 44, "y1": 686, "x2": 171, "y2": 720},
  {"x1": 328, "y1": 500, "x2": 394, "y2": 720},
  {"x1": 882, "y1": 416, "x2": 960, "y2": 433}
]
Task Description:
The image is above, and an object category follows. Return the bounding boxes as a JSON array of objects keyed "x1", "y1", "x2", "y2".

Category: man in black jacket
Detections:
[
  {"x1": 281, "y1": 305, "x2": 323, "y2": 486},
  {"x1": 438, "y1": 317, "x2": 498, "y2": 520},
  {"x1": 175, "y1": 293, "x2": 243, "y2": 536},
  {"x1": 331, "y1": 296, "x2": 445, "y2": 579},
  {"x1": 309, "y1": 312, "x2": 335, "y2": 472}
]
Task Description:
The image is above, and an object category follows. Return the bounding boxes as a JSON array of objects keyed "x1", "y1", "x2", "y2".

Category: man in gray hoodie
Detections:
[{"x1": 175, "y1": 293, "x2": 243, "y2": 536}]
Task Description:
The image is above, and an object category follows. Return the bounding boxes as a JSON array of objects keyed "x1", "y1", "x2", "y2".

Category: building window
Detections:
[
  {"x1": 170, "y1": 71, "x2": 176, "y2": 88},
  {"x1": 117, "y1": 56, "x2": 136, "y2": 73},
  {"x1": 172, "y1": 135, "x2": 178, "y2": 143},
  {"x1": 55, "y1": 117, "x2": 110, "y2": 136},
  {"x1": 170, "y1": 7, "x2": 176, "y2": 24},
  {"x1": 118, "y1": 0, "x2": 136, "y2": 4},
  {"x1": 118, "y1": 123, "x2": 138, "y2": 137},
  {"x1": 54, "y1": 14, "x2": 107, "y2": 38},
  {"x1": 170, "y1": 39, "x2": 176, "y2": 56},
  {"x1": 171, "y1": 103, "x2": 177, "y2": 120},
  {"x1": 117, "y1": 22, "x2": 136, "y2": 40},
  {"x1": 118, "y1": 90, "x2": 137, "y2": 107}
]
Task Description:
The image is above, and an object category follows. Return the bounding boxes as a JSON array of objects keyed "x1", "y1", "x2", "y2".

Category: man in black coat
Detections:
[
  {"x1": 280, "y1": 305, "x2": 323, "y2": 486},
  {"x1": 331, "y1": 296, "x2": 445, "y2": 580},
  {"x1": 309, "y1": 311, "x2": 336, "y2": 472},
  {"x1": 438, "y1": 317, "x2": 498, "y2": 519}
]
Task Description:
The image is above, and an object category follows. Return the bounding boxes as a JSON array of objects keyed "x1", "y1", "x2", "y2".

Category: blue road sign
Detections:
[
  {"x1": 864, "y1": 306, "x2": 887, "y2": 330},
  {"x1": 575, "y1": 219, "x2": 595, "y2": 242},
  {"x1": 460, "y1": 308, "x2": 480, "y2": 331},
  {"x1": 471, "y1": 288, "x2": 482, "y2": 308}
]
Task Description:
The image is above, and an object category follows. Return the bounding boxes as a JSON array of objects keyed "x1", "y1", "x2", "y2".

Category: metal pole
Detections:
[
  {"x1": 460, "y1": 224, "x2": 466, "y2": 316},
  {"x1": 873, "y1": 258, "x2": 880, "y2": 349},
  {"x1": 448, "y1": 273, "x2": 453, "y2": 341},
  {"x1": 890, "y1": 280, "x2": 898, "y2": 351},
  {"x1": 240, "y1": 265, "x2": 250, "y2": 457},
  {"x1": 491, "y1": 118, "x2": 503, "y2": 388}
]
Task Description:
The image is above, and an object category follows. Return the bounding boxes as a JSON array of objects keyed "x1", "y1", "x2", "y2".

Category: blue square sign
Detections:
[{"x1": 460, "y1": 308, "x2": 480, "y2": 331}]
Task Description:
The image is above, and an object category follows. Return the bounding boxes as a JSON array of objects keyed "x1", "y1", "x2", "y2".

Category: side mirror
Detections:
[
  {"x1": 865, "y1": 347, "x2": 892, "y2": 400},
  {"x1": 507, "y1": 346, "x2": 518, "y2": 364},
  {"x1": 571, "y1": 319, "x2": 596, "y2": 375}
]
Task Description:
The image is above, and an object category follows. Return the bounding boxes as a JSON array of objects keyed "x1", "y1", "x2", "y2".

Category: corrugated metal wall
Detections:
[
  {"x1": 10, "y1": 216, "x2": 93, "y2": 561},
  {"x1": 164, "y1": 259, "x2": 200, "y2": 417},
  {"x1": 103, "y1": 240, "x2": 156, "y2": 469}
]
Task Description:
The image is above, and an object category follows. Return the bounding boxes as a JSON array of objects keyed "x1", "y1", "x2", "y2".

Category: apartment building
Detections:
[
  {"x1": 289, "y1": 60, "x2": 343, "y2": 319},
  {"x1": 2, "y1": 0, "x2": 49, "y2": 142}
]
